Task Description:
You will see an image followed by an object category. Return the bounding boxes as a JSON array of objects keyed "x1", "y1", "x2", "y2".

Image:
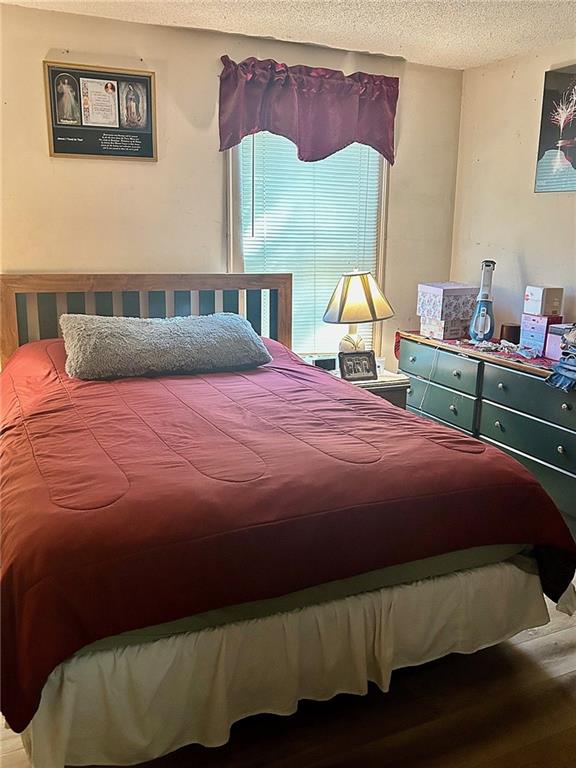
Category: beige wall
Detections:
[
  {"x1": 451, "y1": 38, "x2": 576, "y2": 328},
  {"x1": 0, "y1": 4, "x2": 462, "y2": 361},
  {"x1": 385, "y1": 61, "x2": 462, "y2": 349}
]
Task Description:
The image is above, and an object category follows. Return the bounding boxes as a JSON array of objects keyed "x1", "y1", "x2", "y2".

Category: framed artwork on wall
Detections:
[
  {"x1": 535, "y1": 65, "x2": 576, "y2": 192},
  {"x1": 44, "y1": 62, "x2": 157, "y2": 160}
]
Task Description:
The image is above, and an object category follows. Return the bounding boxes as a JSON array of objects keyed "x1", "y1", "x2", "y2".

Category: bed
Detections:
[{"x1": 1, "y1": 273, "x2": 575, "y2": 768}]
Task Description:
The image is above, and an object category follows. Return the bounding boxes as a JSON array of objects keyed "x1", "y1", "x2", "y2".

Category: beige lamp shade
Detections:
[{"x1": 323, "y1": 271, "x2": 394, "y2": 325}]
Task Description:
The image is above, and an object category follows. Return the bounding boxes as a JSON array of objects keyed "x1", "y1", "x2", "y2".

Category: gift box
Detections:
[
  {"x1": 545, "y1": 323, "x2": 574, "y2": 361},
  {"x1": 419, "y1": 317, "x2": 469, "y2": 340},
  {"x1": 520, "y1": 313, "x2": 563, "y2": 356},
  {"x1": 417, "y1": 282, "x2": 478, "y2": 323},
  {"x1": 523, "y1": 286, "x2": 564, "y2": 316}
]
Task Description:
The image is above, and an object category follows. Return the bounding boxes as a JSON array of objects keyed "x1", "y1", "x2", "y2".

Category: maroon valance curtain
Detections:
[{"x1": 219, "y1": 55, "x2": 399, "y2": 163}]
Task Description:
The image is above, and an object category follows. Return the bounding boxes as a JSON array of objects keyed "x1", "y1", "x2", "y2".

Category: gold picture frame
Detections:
[{"x1": 44, "y1": 61, "x2": 157, "y2": 161}]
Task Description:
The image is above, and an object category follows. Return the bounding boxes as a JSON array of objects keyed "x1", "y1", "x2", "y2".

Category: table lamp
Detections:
[{"x1": 323, "y1": 271, "x2": 394, "y2": 352}]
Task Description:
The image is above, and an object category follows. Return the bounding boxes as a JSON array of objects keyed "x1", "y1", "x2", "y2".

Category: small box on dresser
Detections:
[
  {"x1": 523, "y1": 286, "x2": 564, "y2": 316},
  {"x1": 417, "y1": 282, "x2": 477, "y2": 323},
  {"x1": 546, "y1": 324, "x2": 574, "y2": 361},
  {"x1": 419, "y1": 317, "x2": 469, "y2": 340},
  {"x1": 520, "y1": 313, "x2": 563, "y2": 355}
]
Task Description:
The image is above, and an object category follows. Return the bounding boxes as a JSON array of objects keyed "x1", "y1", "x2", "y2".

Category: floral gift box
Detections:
[{"x1": 417, "y1": 282, "x2": 478, "y2": 323}]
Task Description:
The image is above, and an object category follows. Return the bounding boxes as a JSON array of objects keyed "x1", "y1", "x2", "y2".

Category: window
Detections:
[{"x1": 237, "y1": 132, "x2": 383, "y2": 354}]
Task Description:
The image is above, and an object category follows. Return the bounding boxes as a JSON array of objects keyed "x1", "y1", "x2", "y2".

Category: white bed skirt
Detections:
[{"x1": 23, "y1": 562, "x2": 550, "y2": 768}]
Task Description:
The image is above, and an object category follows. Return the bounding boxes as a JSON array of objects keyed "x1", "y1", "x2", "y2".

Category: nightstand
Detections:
[
  {"x1": 331, "y1": 364, "x2": 410, "y2": 409},
  {"x1": 302, "y1": 355, "x2": 410, "y2": 409}
]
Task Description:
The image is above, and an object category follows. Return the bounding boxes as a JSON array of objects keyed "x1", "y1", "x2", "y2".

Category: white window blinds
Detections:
[{"x1": 238, "y1": 132, "x2": 382, "y2": 354}]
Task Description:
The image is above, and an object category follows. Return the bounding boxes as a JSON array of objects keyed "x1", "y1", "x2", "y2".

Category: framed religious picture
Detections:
[
  {"x1": 44, "y1": 62, "x2": 157, "y2": 160},
  {"x1": 535, "y1": 65, "x2": 576, "y2": 192},
  {"x1": 338, "y1": 351, "x2": 378, "y2": 382}
]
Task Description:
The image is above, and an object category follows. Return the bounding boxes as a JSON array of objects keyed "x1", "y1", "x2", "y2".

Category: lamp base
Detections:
[{"x1": 339, "y1": 333, "x2": 366, "y2": 352}]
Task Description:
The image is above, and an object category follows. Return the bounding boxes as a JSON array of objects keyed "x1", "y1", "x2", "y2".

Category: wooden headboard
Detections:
[{"x1": 0, "y1": 273, "x2": 292, "y2": 366}]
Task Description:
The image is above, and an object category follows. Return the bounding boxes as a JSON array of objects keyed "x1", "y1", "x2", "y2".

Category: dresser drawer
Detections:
[
  {"x1": 407, "y1": 405, "x2": 471, "y2": 434},
  {"x1": 399, "y1": 340, "x2": 480, "y2": 396},
  {"x1": 406, "y1": 376, "x2": 477, "y2": 432},
  {"x1": 483, "y1": 363, "x2": 576, "y2": 430},
  {"x1": 480, "y1": 401, "x2": 576, "y2": 474},
  {"x1": 484, "y1": 438, "x2": 576, "y2": 527}
]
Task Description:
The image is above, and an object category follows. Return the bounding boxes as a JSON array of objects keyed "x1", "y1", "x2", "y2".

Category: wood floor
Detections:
[{"x1": 3, "y1": 596, "x2": 576, "y2": 768}]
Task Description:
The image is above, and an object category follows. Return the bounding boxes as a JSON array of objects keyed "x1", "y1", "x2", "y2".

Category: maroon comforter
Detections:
[{"x1": 2, "y1": 339, "x2": 575, "y2": 732}]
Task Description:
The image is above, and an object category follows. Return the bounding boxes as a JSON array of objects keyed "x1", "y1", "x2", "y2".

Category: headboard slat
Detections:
[
  {"x1": 56, "y1": 294, "x2": 67, "y2": 337},
  {"x1": 165, "y1": 291, "x2": 175, "y2": 318},
  {"x1": 0, "y1": 273, "x2": 292, "y2": 366},
  {"x1": 138, "y1": 291, "x2": 149, "y2": 319},
  {"x1": 112, "y1": 292, "x2": 123, "y2": 317},
  {"x1": 26, "y1": 294, "x2": 40, "y2": 342},
  {"x1": 238, "y1": 289, "x2": 247, "y2": 320}
]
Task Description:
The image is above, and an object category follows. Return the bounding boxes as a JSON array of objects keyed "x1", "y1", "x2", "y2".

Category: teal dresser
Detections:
[{"x1": 399, "y1": 332, "x2": 576, "y2": 537}]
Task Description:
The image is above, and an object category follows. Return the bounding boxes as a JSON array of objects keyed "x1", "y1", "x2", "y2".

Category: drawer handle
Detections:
[
  {"x1": 557, "y1": 445, "x2": 566, "y2": 455},
  {"x1": 452, "y1": 369, "x2": 461, "y2": 378},
  {"x1": 561, "y1": 403, "x2": 572, "y2": 412},
  {"x1": 497, "y1": 382, "x2": 506, "y2": 391},
  {"x1": 449, "y1": 404, "x2": 457, "y2": 413},
  {"x1": 409, "y1": 355, "x2": 416, "y2": 363},
  {"x1": 494, "y1": 420, "x2": 502, "y2": 430}
]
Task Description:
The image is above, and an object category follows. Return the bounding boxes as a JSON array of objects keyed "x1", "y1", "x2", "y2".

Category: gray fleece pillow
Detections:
[{"x1": 60, "y1": 313, "x2": 272, "y2": 380}]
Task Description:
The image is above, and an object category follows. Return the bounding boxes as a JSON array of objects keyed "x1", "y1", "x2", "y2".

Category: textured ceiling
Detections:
[{"x1": 5, "y1": 0, "x2": 576, "y2": 68}]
